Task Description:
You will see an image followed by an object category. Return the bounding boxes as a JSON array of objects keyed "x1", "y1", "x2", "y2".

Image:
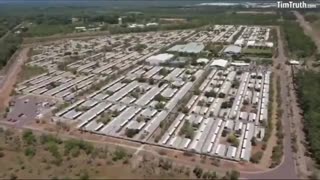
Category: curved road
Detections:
[{"x1": 241, "y1": 27, "x2": 298, "y2": 179}]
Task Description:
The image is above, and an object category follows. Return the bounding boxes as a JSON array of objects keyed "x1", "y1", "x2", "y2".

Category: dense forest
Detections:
[
  {"x1": 0, "y1": 33, "x2": 22, "y2": 68},
  {"x1": 0, "y1": 17, "x2": 21, "y2": 37},
  {"x1": 296, "y1": 71, "x2": 320, "y2": 165}
]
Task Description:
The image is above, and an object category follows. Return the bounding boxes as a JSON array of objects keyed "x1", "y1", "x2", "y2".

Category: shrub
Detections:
[
  {"x1": 250, "y1": 151, "x2": 263, "y2": 163},
  {"x1": 22, "y1": 130, "x2": 37, "y2": 145},
  {"x1": 112, "y1": 147, "x2": 127, "y2": 161},
  {"x1": 24, "y1": 146, "x2": 36, "y2": 157}
]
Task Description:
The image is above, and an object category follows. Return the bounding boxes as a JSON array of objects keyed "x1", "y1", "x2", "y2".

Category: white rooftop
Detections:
[
  {"x1": 146, "y1": 53, "x2": 174, "y2": 65},
  {"x1": 210, "y1": 59, "x2": 228, "y2": 68},
  {"x1": 196, "y1": 58, "x2": 210, "y2": 64},
  {"x1": 224, "y1": 45, "x2": 242, "y2": 54}
]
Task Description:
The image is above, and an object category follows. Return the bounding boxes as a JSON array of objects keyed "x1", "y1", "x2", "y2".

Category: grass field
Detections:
[
  {"x1": 17, "y1": 65, "x2": 48, "y2": 83},
  {"x1": 26, "y1": 24, "x2": 74, "y2": 37},
  {"x1": 243, "y1": 48, "x2": 273, "y2": 58}
]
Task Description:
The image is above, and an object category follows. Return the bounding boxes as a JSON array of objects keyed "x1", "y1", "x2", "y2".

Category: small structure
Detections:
[
  {"x1": 146, "y1": 53, "x2": 174, "y2": 65},
  {"x1": 75, "y1": 27, "x2": 86, "y2": 32},
  {"x1": 231, "y1": 61, "x2": 250, "y2": 66},
  {"x1": 234, "y1": 39, "x2": 245, "y2": 47},
  {"x1": 128, "y1": 24, "x2": 145, "y2": 28},
  {"x1": 288, "y1": 60, "x2": 300, "y2": 65},
  {"x1": 118, "y1": 17, "x2": 122, "y2": 25},
  {"x1": 210, "y1": 59, "x2": 228, "y2": 68},
  {"x1": 196, "y1": 58, "x2": 210, "y2": 64},
  {"x1": 146, "y1": 22, "x2": 159, "y2": 27}
]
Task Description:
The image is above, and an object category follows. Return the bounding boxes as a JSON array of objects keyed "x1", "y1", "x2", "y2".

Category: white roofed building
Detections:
[
  {"x1": 224, "y1": 45, "x2": 242, "y2": 57},
  {"x1": 146, "y1": 53, "x2": 174, "y2": 65},
  {"x1": 196, "y1": 58, "x2": 210, "y2": 64},
  {"x1": 210, "y1": 59, "x2": 228, "y2": 68}
]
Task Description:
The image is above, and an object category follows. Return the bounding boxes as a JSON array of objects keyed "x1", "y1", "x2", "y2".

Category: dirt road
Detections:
[
  {"x1": 0, "y1": 48, "x2": 30, "y2": 110},
  {"x1": 294, "y1": 11, "x2": 320, "y2": 53}
]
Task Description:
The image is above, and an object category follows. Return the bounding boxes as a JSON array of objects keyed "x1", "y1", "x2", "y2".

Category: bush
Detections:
[
  {"x1": 64, "y1": 139, "x2": 94, "y2": 155},
  {"x1": 204, "y1": 90, "x2": 217, "y2": 97},
  {"x1": 125, "y1": 129, "x2": 139, "y2": 138},
  {"x1": 158, "y1": 158, "x2": 172, "y2": 171},
  {"x1": 227, "y1": 134, "x2": 239, "y2": 147},
  {"x1": 250, "y1": 151, "x2": 263, "y2": 163},
  {"x1": 40, "y1": 134, "x2": 62, "y2": 145},
  {"x1": 112, "y1": 147, "x2": 127, "y2": 161},
  {"x1": 0, "y1": 151, "x2": 4, "y2": 158},
  {"x1": 79, "y1": 170, "x2": 89, "y2": 180},
  {"x1": 24, "y1": 146, "x2": 36, "y2": 157},
  {"x1": 179, "y1": 121, "x2": 194, "y2": 139},
  {"x1": 22, "y1": 130, "x2": 37, "y2": 145},
  {"x1": 193, "y1": 166, "x2": 203, "y2": 179},
  {"x1": 229, "y1": 170, "x2": 240, "y2": 180}
]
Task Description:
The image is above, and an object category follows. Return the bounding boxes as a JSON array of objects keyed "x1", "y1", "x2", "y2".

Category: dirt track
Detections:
[
  {"x1": 0, "y1": 48, "x2": 30, "y2": 110},
  {"x1": 294, "y1": 11, "x2": 320, "y2": 53}
]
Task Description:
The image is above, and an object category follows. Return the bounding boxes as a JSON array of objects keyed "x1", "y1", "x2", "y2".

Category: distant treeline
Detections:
[
  {"x1": 296, "y1": 70, "x2": 320, "y2": 165},
  {"x1": 0, "y1": 17, "x2": 21, "y2": 37}
]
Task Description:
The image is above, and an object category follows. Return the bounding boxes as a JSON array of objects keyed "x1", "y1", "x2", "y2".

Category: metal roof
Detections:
[
  {"x1": 168, "y1": 42, "x2": 204, "y2": 54},
  {"x1": 224, "y1": 45, "x2": 242, "y2": 54}
]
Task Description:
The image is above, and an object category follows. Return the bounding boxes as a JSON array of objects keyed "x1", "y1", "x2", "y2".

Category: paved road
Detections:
[{"x1": 241, "y1": 27, "x2": 298, "y2": 179}]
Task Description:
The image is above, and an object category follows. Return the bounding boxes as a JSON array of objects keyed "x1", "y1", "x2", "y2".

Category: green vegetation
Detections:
[
  {"x1": 64, "y1": 139, "x2": 94, "y2": 156},
  {"x1": 22, "y1": 130, "x2": 37, "y2": 145},
  {"x1": 25, "y1": 24, "x2": 74, "y2": 37},
  {"x1": 18, "y1": 65, "x2": 47, "y2": 83},
  {"x1": 270, "y1": 76, "x2": 283, "y2": 168},
  {"x1": 0, "y1": 32, "x2": 21, "y2": 69},
  {"x1": 0, "y1": 17, "x2": 20, "y2": 37},
  {"x1": 243, "y1": 48, "x2": 273, "y2": 58},
  {"x1": 179, "y1": 120, "x2": 194, "y2": 139},
  {"x1": 97, "y1": 112, "x2": 112, "y2": 125},
  {"x1": 263, "y1": 73, "x2": 273, "y2": 142},
  {"x1": 304, "y1": 13, "x2": 320, "y2": 23},
  {"x1": 205, "y1": 43, "x2": 223, "y2": 57},
  {"x1": 227, "y1": 133, "x2": 239, "y2": 147},
  {"x1": 296, "y1": 71, "x2": 320, "y2": 165},
  {"x1": 281, "y1": 21, "x2": 316, "y2": 58},
  {"x1": 112, "y1": 147, "x2": 127, "y2": 161},
  {"x1": 0, "y1": 5, "x2": 281, "y2": 38},
  {"x1": 250, "y1": 151, "x2": 263, "y2": 163},
  {"x1": 132, "y1": 44, "x2": 147, "y2": 52}
]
